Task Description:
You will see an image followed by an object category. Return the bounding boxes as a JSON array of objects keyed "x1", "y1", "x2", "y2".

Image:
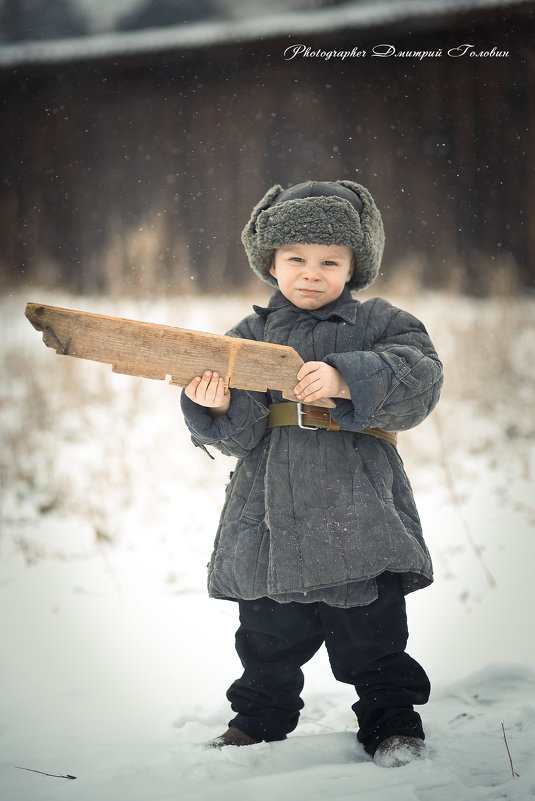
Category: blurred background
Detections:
[{"x1": 0, "y1": 0, "x2": 533, "y2": 297}]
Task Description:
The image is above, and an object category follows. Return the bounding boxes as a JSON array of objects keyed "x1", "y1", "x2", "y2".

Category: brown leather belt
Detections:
[{"x1": 267, "y1": 402, "x2": 398, "y2": 448}]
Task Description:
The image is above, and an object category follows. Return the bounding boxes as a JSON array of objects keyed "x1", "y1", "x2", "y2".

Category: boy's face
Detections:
[{"x1": 269, "y1": 243, "x2": 354, "y2": 310}]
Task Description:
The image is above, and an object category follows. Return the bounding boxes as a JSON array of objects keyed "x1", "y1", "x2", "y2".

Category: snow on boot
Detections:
[
  {"x1": 374, "y1": 735, "x2": 426, "y2": 767},
  {"x1": 208, "y1": 726, "x2": 260, "y2": 748}
]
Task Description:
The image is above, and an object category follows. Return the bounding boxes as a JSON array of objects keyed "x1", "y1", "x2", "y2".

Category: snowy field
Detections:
[{"x1": 1, "y1": 286, "x2": 535, "y2": 800}]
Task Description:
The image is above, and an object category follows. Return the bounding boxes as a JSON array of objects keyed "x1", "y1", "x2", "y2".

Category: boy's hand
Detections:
[
  {"x1": 294, "y1": 362, "x2": 351, "y2": 404},
  {"x1": 184, "y1": 371, "x2": 231, "y2": 416}
]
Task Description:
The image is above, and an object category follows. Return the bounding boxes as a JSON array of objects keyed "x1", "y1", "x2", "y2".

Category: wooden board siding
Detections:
[{"x1": 0, "y1": 10, "x2": 533, "y2": 294}]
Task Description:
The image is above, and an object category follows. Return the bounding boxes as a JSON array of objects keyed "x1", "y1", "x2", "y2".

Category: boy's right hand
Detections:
[{"x1": 184, "y1": 371, "x2": 231, "y2": 416}]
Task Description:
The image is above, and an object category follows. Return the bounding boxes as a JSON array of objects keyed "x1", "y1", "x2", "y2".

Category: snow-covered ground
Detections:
[{"x1": 1, "y1": 286, "x2": 534, "y2": 800}]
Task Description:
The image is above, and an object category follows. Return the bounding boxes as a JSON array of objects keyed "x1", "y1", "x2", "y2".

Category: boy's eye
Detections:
[{"x1": 323, "y1": 261, "x2": 338, "y2": 267}]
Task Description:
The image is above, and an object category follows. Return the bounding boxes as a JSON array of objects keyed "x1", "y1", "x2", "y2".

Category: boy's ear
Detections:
[
  {"x1": 269, "y1": 261, "x2": 277, "y2": 279},
  {"x1": 346, "y1": 254, "x2": 356, "y2": 282}
]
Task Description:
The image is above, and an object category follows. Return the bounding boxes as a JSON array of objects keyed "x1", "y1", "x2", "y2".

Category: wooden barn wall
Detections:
[{"x1": 0, "y1": 12, "x2": 533, "y2": 295}]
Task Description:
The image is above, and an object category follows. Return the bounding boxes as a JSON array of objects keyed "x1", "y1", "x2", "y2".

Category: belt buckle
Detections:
[{"x1": 297, "y1": 402, "x2": 319, "y2": 431}]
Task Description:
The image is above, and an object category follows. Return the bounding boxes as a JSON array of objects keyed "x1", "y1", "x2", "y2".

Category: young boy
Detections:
[{"x1": 180, "y1": 180, "x2": 443, "y2": 767}]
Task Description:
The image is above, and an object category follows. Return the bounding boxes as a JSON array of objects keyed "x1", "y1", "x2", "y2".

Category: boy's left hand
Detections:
[{"x1": 294, "y1": 362, "x2": 351, "y2": 404}]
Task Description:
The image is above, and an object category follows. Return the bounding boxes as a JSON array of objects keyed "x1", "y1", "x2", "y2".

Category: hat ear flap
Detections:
[
  {"x1": 248, "y1": 184, "x2": 284, "y2": 234},
  {"x1": 336, "y1": 180, "x2": 375, "y2": 211},
  {"x1": 336, "y1": 180, "x2": 385, "y2": 291},
  {"x1": 241, "y1": 184, "x2": 283, "y2": 287}
]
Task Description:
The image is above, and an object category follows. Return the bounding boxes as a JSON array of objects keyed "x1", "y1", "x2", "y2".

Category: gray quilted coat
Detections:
[{"x1": 180, "y1": 287, "x2": 443, "y2": 608}]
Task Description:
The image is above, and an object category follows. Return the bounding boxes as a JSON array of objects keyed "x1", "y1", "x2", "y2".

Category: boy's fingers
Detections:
[
  {"x1": 298, "y1": 376, "x2": 320, "y2": 393},
  {"x1": 206, "y1": 373, "x2": 222, "y2": 402},
  {"x1": 185, "y1": 370, "x2": 230, "y2": 410},
  {"x1": 198, "y1": 370, "x2": 213, "y2": 386},
  {"x1": 184, "y1": 375, "x2": 201, "y2": 398},
  {"x1": 296, "y1": 381, "x2": 324, "y2": 401},
  {"x1": 190, "y1": 371, "x2": 217, "y2": 402},
  {"x1": 295, "y1": 370, "x2": 319, "y2": 392},
  {"x1": 297, "y1": 361, "x2": 321, "y2": 381}
]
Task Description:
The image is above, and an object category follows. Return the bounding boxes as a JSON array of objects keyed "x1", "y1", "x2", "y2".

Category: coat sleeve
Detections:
[
  {"x1": 325, "y1": 298, "x2": 443, "y2": 432},
  {"x1": 179, "y1": 314, "x2": 270, "y2": 458}
]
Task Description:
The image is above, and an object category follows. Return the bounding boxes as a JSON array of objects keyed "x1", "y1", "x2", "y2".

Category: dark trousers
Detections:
[{"x1": 227, "y1": 573, "x2": 430, "y2": 756}]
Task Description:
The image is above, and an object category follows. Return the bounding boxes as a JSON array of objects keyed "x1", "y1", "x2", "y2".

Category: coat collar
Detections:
[{"x1": 253, "y1": 286, "x2": 358, "y2": 324}]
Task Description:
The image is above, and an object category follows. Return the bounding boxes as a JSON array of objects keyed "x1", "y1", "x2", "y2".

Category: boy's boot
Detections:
[
  {"x1": 374, "y1": 735, "x2": 426, "y2": 767},
  {"x1": 208, "y1": 726, "x2": 260, "y2": 748}
]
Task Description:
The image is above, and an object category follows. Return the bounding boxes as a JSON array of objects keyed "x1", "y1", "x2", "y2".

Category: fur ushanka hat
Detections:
[{"x1": 241, "y1": 180, "x2": 385, "y2": 292}]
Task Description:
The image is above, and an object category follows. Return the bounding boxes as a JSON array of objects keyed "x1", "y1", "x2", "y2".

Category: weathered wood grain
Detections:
[{"x1": 25, "y1": 303, "x2": 335, "y2": 408}]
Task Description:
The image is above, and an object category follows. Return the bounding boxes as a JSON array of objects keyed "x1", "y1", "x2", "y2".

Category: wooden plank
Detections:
[{"x1": 25, "y1": 302, "x2": 335, "y2": 409}]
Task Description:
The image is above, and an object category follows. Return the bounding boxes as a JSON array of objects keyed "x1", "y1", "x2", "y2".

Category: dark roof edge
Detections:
[{"x1": 0, "y1": 0, "x2": 532, "y2": 68}]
